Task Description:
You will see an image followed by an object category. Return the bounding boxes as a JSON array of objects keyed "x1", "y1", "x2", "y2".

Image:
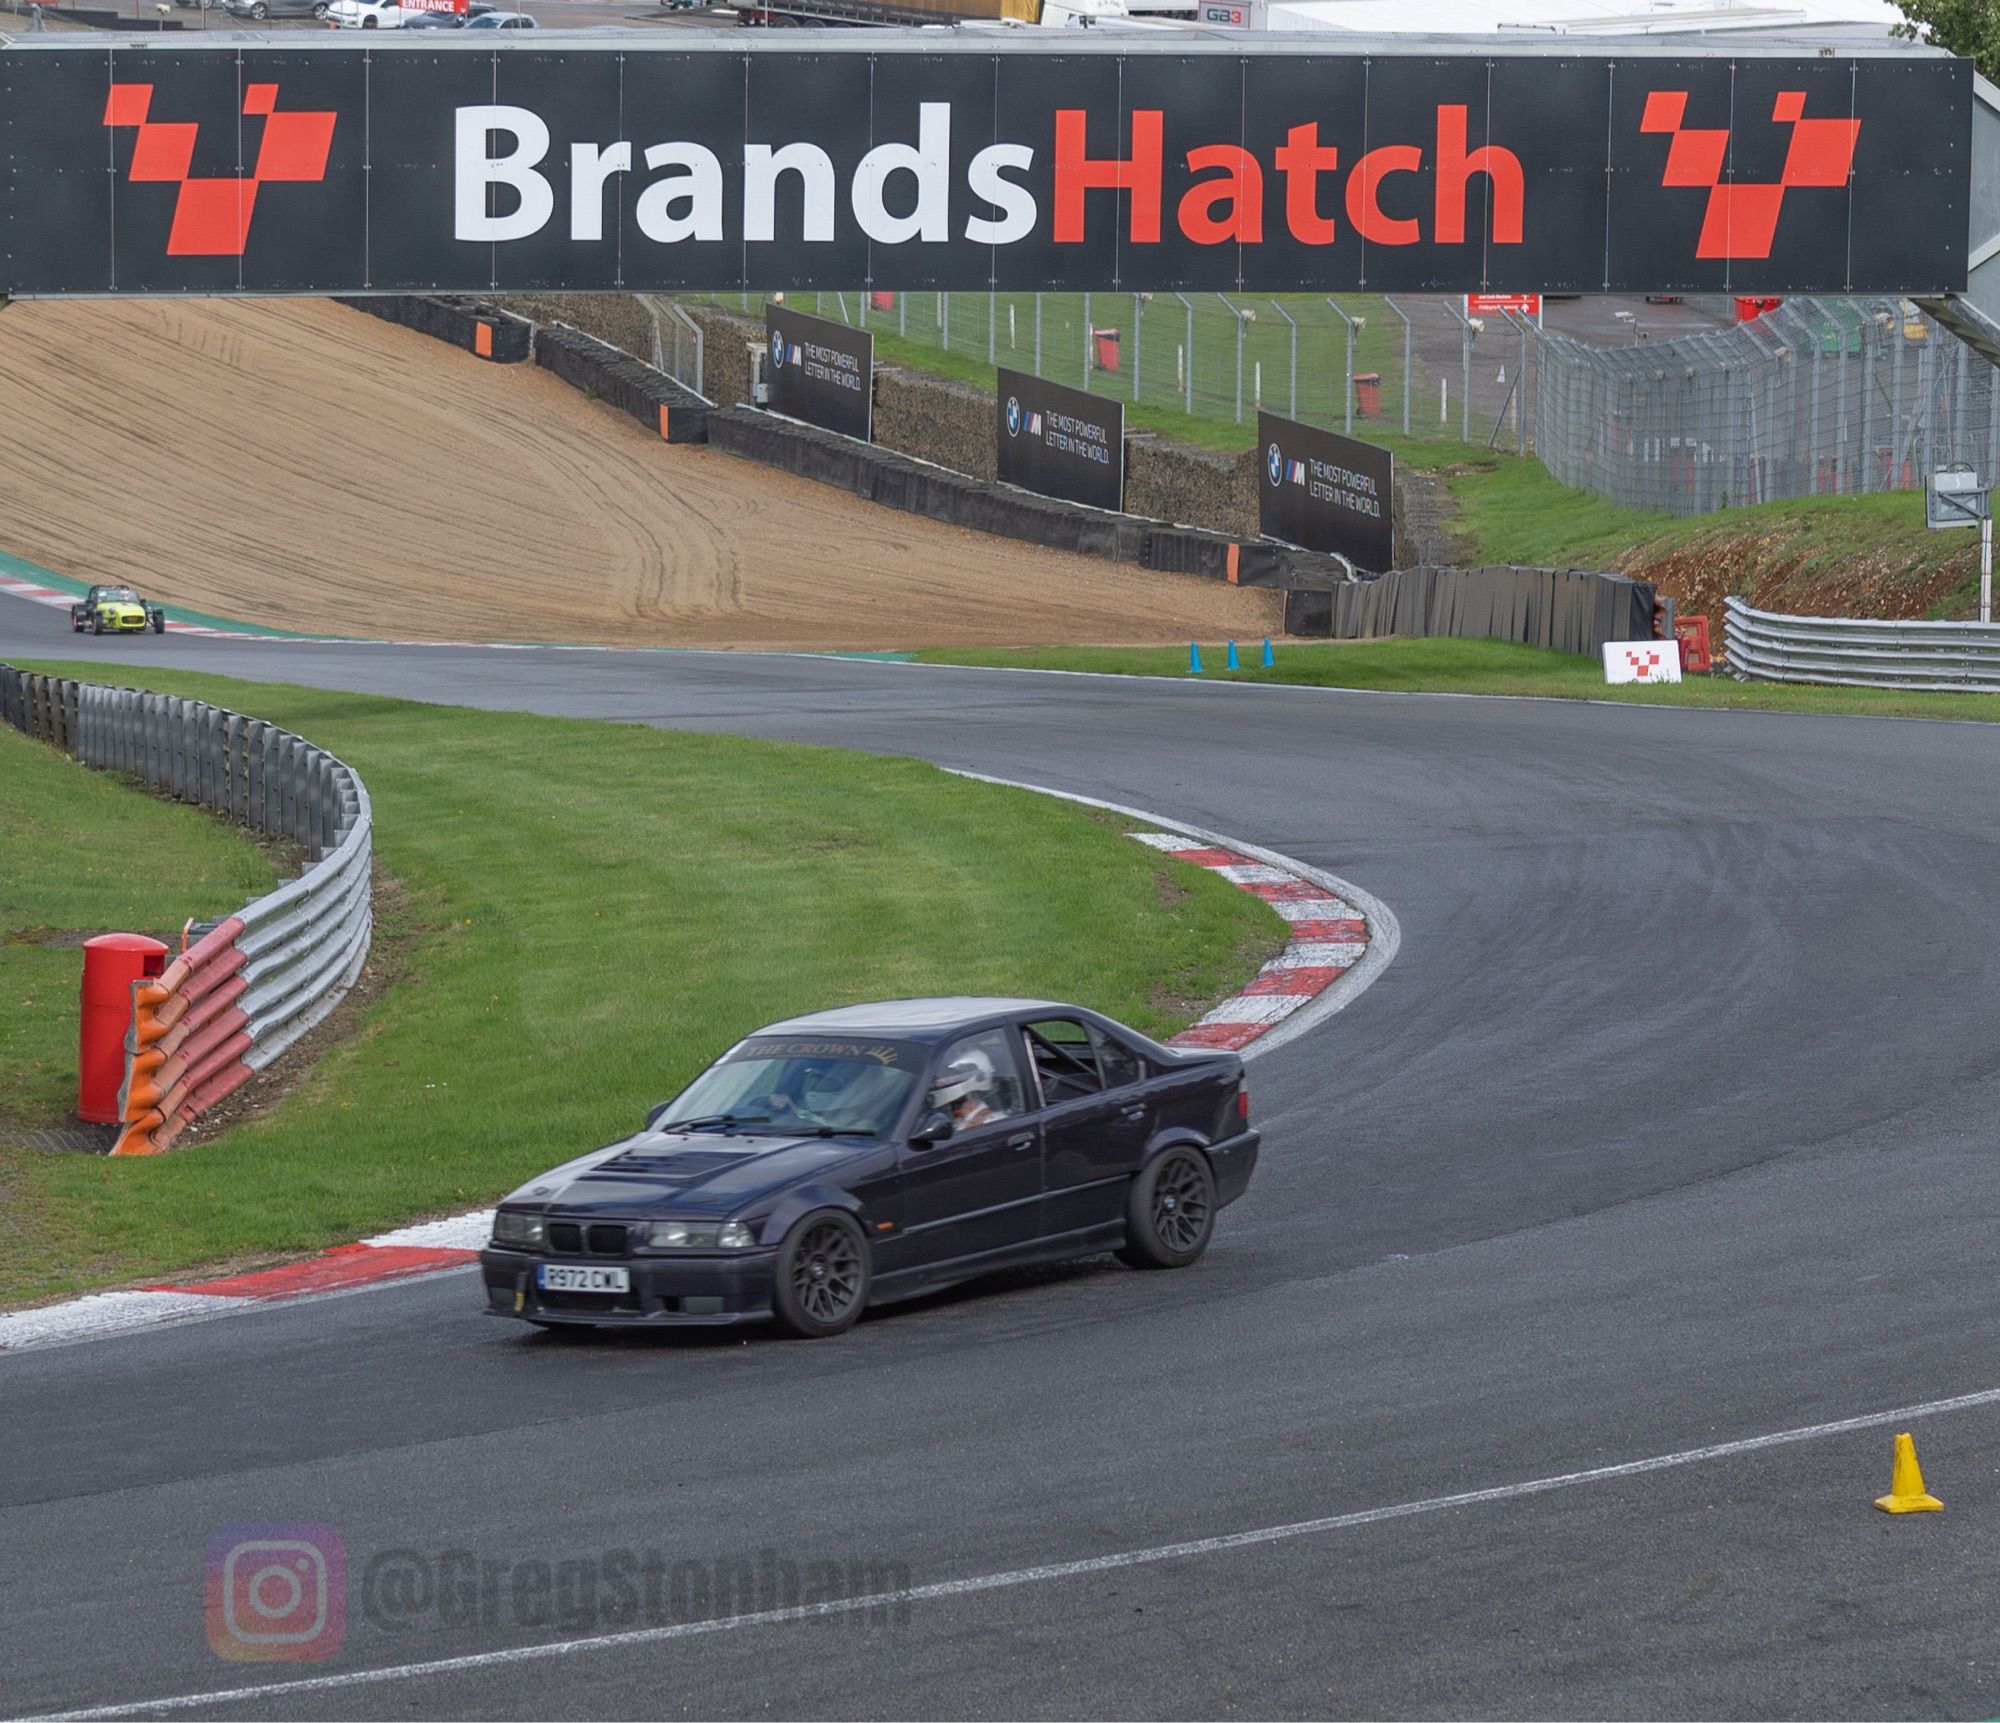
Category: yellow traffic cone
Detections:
[{"x1": 1874, "y1": 1431, "x2": 1943, "y2": 1514}]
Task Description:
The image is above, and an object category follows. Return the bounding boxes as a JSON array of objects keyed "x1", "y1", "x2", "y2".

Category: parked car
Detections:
[
  {"x1": 480, "y1": 997, "x2": 1260, "y2": 1339},
  {"x1": 465, "y1": 10, "x2": 538, "y2": 24},
  {"x1": 326, "y1": 0, "x2": 406, "y2": 26},
  {"x1": 400, "y1": 0, "x2": 495, "y2": 22},
  {"x1": 228, "y1": 0, "x2": 331, "y2": 18},
  {"x1": 70, "y1": 586, "x2": 166, "y2": 636}
]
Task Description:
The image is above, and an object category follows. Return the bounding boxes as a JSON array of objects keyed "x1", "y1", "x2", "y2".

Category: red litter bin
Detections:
[
  {"x1": 1092, "y1": 328, "x2": 1121, "y2": 372},
  {"x1": 1353, "y1": 372, "x2": 1382, "y2": 417},
  {"x1": 79, "y1": 933, "x2": 167, "y2": 1124},
  {"x1": 870, "y1": 291, "x2": 896, "y2": 313}
]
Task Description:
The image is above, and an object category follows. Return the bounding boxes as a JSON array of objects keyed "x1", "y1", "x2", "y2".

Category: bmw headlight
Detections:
[
  {"x1": 645, "y1": 1220, "x2": 757, "y2": 1250},
  {"x1": 492, "y1": 1211, "x2": 544, "y2": 1247}
]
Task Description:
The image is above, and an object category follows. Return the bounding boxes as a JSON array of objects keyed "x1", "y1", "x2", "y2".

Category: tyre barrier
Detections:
[
  {"x1": 1283, "y1": 563, "x2": 1659, "y2": 656},
  {"x1": 536, "y1": 321, "x2": 716, "y2": 445},
  {"x1": 0, "y1": 666, "x2": 373, "y2": 1156},
  {"x1": 336, "y1": 295, "x2": 532, "y2": 364},
  {"x1": 532, "y1": 322, "x2": 712, "y2": 443}
]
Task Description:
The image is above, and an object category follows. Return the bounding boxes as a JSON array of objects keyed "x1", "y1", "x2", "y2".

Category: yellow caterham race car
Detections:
[{"x1": 70, "y1": 585, "x2": 166, "y2": 636}]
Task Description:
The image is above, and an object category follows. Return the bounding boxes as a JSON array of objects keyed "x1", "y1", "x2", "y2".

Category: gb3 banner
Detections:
[
  {"x1": 997, "y1": 368, "x2": 1124, "y2": 511},
  {"x1": 1257, "y1": 413, "x2": 1394, "y2": 572},
  {"x1": 0, "y1": 39, "x2": 1971, "y2": 297},
  {"x1": 765, "y1": 304, "x2": 873, "y2": 441}
]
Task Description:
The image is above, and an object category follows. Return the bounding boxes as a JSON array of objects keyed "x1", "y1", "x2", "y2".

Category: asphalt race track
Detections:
[{"x1": 6, "y1": 587, "x2": 2000, "y2": 1720}]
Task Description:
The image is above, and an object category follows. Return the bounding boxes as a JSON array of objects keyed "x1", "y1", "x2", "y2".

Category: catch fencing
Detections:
[
  {"x1": 675, "y1": 290, "x2": 2000, "y2": 513},
  {"x1": 1534, "y1": 297, "x2": 1999, "y2": 515},
  {"x1": 1723, "y1": 596, "x2": 2000, "y2": 692},
  {"x1": 0, "y1": 666, "x2": 373, "y2": 1155},
  {"x1": 688, "y1": 289, "x2": 1431, "y2": 439}
]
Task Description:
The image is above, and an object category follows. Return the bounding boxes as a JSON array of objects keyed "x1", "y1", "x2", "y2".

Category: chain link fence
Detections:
[
  {"x1": 685, "y1": 289, "x2": 1437, "y2": 440},
  {"x1": 1533, "y1": 296, "x2": 1997, "y2": 516},
  {"x1": 661, "y1": 288, "x2": 1996, "y2": 520}
]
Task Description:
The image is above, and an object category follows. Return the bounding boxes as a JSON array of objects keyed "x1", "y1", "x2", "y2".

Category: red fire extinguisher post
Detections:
[{"x1": 79, "y1": 934, "x2": 167, "y2": 1124}]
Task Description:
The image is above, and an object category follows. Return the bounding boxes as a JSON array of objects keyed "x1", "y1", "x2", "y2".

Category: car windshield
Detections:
[
  {"x1": 656, "y1": 1036, "x2": 921, "y2": 1137},
  {"x1": 99, "y1": 589, "x2": 140, "y2": 603}
]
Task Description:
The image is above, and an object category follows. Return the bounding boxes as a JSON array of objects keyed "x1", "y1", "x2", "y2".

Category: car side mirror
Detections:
[
  {"x1": 644, "y1": 1101, "x2": 672, "y2": 1131},
  {"x1": 910, "y1": 1108, "x2": 955, "y2": 1147}
]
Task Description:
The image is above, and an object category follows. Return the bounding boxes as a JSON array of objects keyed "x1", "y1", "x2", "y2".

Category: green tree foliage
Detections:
[{"x1": 1893, "y1": 1, "x2": 2000, "y2": 84}]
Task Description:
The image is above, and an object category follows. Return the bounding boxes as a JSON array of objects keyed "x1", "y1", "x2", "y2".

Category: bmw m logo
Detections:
[
  {"x1": 1266, "y1": 442, "x2": 1283, "y2": 487},
  {"x1": 1005, "y1": 396, "x2": 1021, "y2": 438},
  {"x1": 770, "y1": 329, "x2": 786, "y2": 367}
]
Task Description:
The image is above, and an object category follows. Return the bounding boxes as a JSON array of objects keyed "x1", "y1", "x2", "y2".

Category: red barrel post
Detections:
[{"x1": 79, "y1": 934, "x2": 167, "y2": 1123}]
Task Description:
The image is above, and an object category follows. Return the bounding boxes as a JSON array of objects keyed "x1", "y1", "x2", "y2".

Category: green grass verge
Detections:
[
  {"x1": 0, "y1": 727, "x2": 284, "y2": 1131},
  {"x1": 0, "y1": 663, "x2": 1284, "y2": 1307},
  {"x1": 911, "y1": 636, "x2": 2000, "y2": 723},
  {"x1": 1443, "y1": 457, "x2": 1962, "y2": 584}
]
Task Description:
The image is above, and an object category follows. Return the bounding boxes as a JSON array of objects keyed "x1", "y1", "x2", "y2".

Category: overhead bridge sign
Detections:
[{"x1": 0, "y1": 41, "x2": 1970, "y2": 297}]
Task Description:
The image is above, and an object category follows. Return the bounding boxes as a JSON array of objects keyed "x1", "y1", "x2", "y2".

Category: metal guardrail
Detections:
[
  {"x1": 0, "y1": 665, "x2": 373, "y2": 1153},
  {"x1": 1722, "y1": 597, "x2": 2000, "y2": 693}
]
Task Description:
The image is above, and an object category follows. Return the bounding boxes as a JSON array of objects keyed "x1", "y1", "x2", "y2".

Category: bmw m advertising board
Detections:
[
  {"x1": 765, "y1": 304, "x2": 873, "y2": 440},
  {"x1": 997, "y1": 368, "x2": 1123, "y2": 511},
  {"x1": 0, "y1": 40, "x2": 1971, "y2": 298},
  {"x1": 1258, "y1": 412, "x2": 1393, "y2": 572}
]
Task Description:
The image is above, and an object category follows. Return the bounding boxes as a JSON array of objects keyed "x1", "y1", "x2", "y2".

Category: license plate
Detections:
[{"x1": 537, "y1": 1264, "x2": 630, "y2": 1293}]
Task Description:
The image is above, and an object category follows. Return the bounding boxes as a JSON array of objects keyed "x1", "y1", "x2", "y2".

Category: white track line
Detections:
[{"x1": 25, "y1": 1382, "x2": 2000, "y2": 1722}]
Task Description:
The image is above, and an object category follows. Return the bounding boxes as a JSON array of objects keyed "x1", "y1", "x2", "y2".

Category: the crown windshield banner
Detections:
[{"x1": 0, "y1": 42, "x2": 1971, "y2": 297}]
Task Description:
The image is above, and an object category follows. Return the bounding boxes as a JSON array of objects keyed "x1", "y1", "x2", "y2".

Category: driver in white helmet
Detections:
[{"x1": 929, "y1": 1048, "x2": 1001, "y2": 1131}]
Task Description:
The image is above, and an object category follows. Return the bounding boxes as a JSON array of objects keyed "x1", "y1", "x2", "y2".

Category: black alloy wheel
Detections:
[
  {"x1": 1117, "y1": 1147, "x2": 1216, "y2": 1269},
  {"x1": 772, "y1": 1211, "x2": 869, "y2": 1338}
]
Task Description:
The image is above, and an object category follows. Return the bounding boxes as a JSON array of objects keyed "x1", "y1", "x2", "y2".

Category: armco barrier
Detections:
[
  {"x1": 1284, "y1": 564, "x2": 1658, "y2": 656},
  {"x1": 338, "y1": 295, "x2": 532, "y2": 364},
  {"x1": 0, "y1": 666, "x2": 372, "y2": 1155},
  {"x1": 1723, "y1": 595, "x2": 2000, "y2": 691},
  {"x1": 533, "y1": 322, "x2": 712, "y2": 443}
]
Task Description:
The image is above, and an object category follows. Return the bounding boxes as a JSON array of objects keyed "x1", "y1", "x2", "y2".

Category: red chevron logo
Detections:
[
  {"x1": 102, "y1": 83, "x2": 336, "y2": 257},
  {"x1": 1640, "y1": 89, "x2": 1860, "y2": 261}
]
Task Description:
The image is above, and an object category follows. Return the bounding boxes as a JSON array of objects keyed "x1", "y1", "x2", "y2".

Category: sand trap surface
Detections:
[{"x1": 0, "y1": 299, "x2": 1279, "y2": 650}]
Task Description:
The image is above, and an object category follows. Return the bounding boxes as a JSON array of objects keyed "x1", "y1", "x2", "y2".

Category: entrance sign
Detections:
[{"x1": 0, "y1": 40, "x2": 1970, "y2": 298}]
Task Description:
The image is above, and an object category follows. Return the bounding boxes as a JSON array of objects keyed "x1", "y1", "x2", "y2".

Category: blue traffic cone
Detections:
[
  {"x1": 1188, "y1": 642, "x2": 1204, "y2": 674},
  {"x1": 1225, "y1": 639, "x2": 1241, "y2": 671},
  {"x1": 1261, "y1": 637, "x2": 1275, "y2": 668}
]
